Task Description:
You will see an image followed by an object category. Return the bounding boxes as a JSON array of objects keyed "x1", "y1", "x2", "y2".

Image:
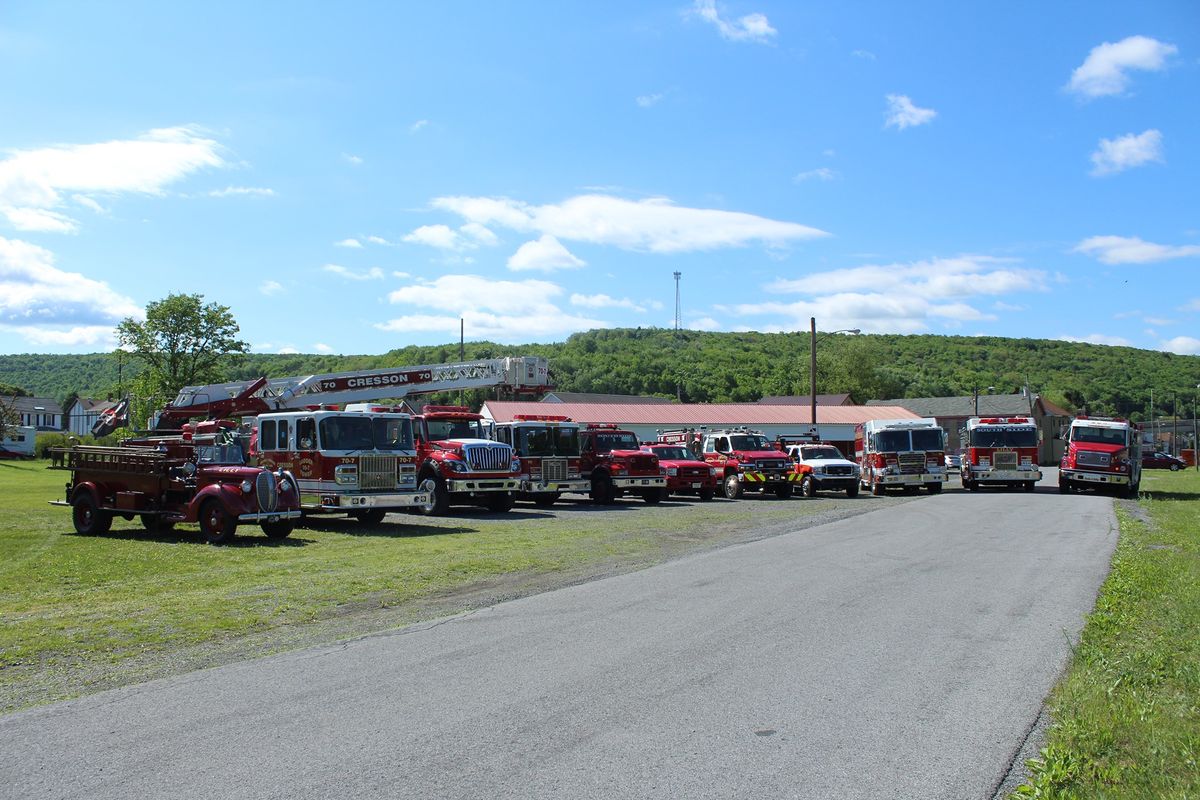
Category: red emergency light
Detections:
[{"x1": 513, "y1": 414, "x2": 572, "y2": 422}]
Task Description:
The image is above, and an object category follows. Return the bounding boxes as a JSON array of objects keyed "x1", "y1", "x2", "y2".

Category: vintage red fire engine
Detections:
[
  {"x1": 639, "y1": 441, "x2": 719, "y2": 501},
  {"x1": 1058, "y1": 415, "x2": 1141, "y2": 497},
  {"x1": 50, "y1": 420, "x2": 301, "y2": 544},
  {"x1": 960, "y1": 416, "x2": 1042, "y2": 492},
  {"x1": 492, "y1": 414, "x2": 589, "y2": 506},
  {"x1": 855, "y1": 418, "x2": 948, "y2": 495},
  {"x1": 412, "y1": 405, "x2": 521, "y2": 514},
  {"x1": 659, "y1": 427, "x2": 796, "y2": 499},
  {"x1": 577, "y1": 424, "x2": 666, "y2": 504}
]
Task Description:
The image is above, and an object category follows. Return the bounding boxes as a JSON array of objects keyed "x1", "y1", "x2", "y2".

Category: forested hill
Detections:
[{"x1": 3, "y1": 329, "x2": 1198, "y2": 420}]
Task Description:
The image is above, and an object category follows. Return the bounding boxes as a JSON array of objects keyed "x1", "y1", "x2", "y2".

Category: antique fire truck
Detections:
[
  {"x1": 960, "y1": 416, "x2": 1042, "y2": 492},
  {"x1": 411, "y1": 405, "x2": 522, "y2": 514},
  {"x1": 638, "y1": 441, "x2": 719, "y2": 501},
  {"x1": 1058, "y1": 415, "x2": 1141, "y2": 497},
  {"x1": 855, "y1": 418, "x2": 948, "y2": 495},
  {"x1": 659, "y1": 427, "x2": 796, "y2": 499},
  {"x1": 577, "y1": 424, "x2": 665, "y2": 504},
  {"x1": 492, "y1": 414, "x2": 589, "y2": 506},
  {"x1": 50, "y1": 420, "x2": 301, "y2": 544}
]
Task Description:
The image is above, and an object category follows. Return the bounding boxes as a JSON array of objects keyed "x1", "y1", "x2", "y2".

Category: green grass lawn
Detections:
[
  {"x1": 1013, "y1": 468, "x2": 1200, "y2": 798},
  {"x1": 0, "y1": 458, "x2": 842, "y2": 712}
]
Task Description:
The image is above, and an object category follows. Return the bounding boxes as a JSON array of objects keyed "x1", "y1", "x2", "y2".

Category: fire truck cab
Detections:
[
  {"x1": 253, "y1": 406, "x2": 427, "y2": 524},
  {"x1": 492, "y1": 414, "x2": 589, "y2": 506},
  {"x1": 1059, "y1": 415, "x2": 1141, "y2": 497},
  {"x1": 412, "y1": 406, "x2": 521, "y2": 515},
  {"x1": 856, "y1": 418, "x2": 947, "y2": 495},
  {"x1": 577, "y1": 424, "x2": 665, "y2": 504},
  {"x1": 960, "y1": 416, "x2": 1042, "y2": 492},
  {"x1": 661, "y1": 427, "x2": 796, "y2": 500}
]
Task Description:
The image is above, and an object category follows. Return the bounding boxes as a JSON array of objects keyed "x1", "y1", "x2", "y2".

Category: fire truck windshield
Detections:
[
  {"x1": 1072, "y1": 426, "x2": 1127, "y2": 446},
  {"x1": 653, "y1": 446, "x2": 693, "y2": 460},
  {"x1": 729, "y1": 434, "x2": 770, "y2": 450},
  {"x1": 970, "y1": 427, "x2": 1038, "y2": 448},
  {"x1": 196, "y1": 444, "x2": 246, "y2": 465},
  {"x1": 910, "y1": 428, "x2": 945, "y2": 451},
  {"x1": 593, "y1": 432, "x2": 639, "y2": 452},
  {"x1": 875, "y1": 428, "x2": 945, "y2": 452},
  {"x1": 426, "y1": 419, "x2": 486, "y2": 440},
  {"x1": 800, "y1": 446, "x2": 843, "y2": 460},
  {"x1": 319, "y1": 416, "x2": 413, "y2": 451},
  {"x1": 519, "y1": 426, "x2": 579, "y2": 456}
]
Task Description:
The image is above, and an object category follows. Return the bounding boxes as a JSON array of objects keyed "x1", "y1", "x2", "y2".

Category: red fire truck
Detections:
[
  {"x1": 855, "y1": 418, "x2": 948, "y2": 495},
  {"x1": 492, "y1": 414, "x2": 589, "y2": 506},
  {"x1": 639, "y1": 442, "x2": 719, "y2": 501},
  {"x1": 577, "y1": 424, "x2": 666, "y2": 504},
  {"x1": 960, "y1": 416, "x2": 1042, "y2": 492},
  {"x1": 659, "y1": 427, "x2": 796, "y2": 499},
  {"x1": 1059, "y1": 415, "x2": 1141, "y2": 497},
  {"x1": 411, "y1": 405, "x2": 522, "y2": 514},
  {"x1": 50, "y1": 420, "x2": 301, "y2": 544}
]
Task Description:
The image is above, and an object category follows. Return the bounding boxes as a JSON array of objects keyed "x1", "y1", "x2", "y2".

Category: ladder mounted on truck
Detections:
[{"x1": 153, "y1": 356, "x2": 551, "y2": 429}]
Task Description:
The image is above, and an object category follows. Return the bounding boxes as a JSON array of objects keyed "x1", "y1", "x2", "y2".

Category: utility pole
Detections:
[
  {"x1": 673, "y1": 272, "x2": 682, "y2": 331},
  {"x1": 810, "y1": 317, "x2": 818, "y2": 428}
]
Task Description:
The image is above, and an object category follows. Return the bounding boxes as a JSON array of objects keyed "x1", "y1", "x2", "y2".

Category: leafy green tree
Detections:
[
  {"x1": 116, "y1": 293, "x2": 249, "y2": 422},
  {"x1": 0, "y1": 395, "x2": 21, "y2": 441},
  {"x1": 0, "y1": 382, "x2": 30, "y2": 397}
]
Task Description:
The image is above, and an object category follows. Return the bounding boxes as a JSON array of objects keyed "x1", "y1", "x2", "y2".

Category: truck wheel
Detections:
[
  {"x1": 533, "y1": 493, "x2": 559, "y2": 507},
  {"x1": 871, "y1": 476, "x2": 885, "y2": 496},
  {"x1": 800, "y1": 476, "x2": 815, "y2": 498},
  {"x1": 641, "y1": 489, "x2": 662, "y2": 505},
  {"x1": 261, "y1": 520, "x2": 294, "y2": 539},
  {"x1": 417, "y1": 477, "x2": 450, "y2": 516},
  {"x1": 72, "y1": 494, "x2": 112, "y2": 535},
  {"x1": 775, "y1": 483, "x2": 793, "y2": 499},
  {"x1": 199, "y1": 499, "x2": 238, "y2": 544},
  {"x1": 846, "y1": 483, "x2": 859, "y2": 498},
  {"x1": 353, "y1": 508, "x2": 387, "y2": 525},
  {"x1": 485, "y1": 494, "x2": 515, "y2": 513},
  {"x1": 723, "y1": 473, "x2": 742, "y2": 500},
  {"x1": 591, "y1": 473, "x2": 615, "y2": 504},
  {"x1": 698, "y1": 487, "x2": 714, "y2": 501},
  {"x1": 141, "y1": 515, "x2": 175, "y2": 533},
  {"x1": 1023, "y1": 481, "x2": 1036, "y2": 492},
  {"x1": 926, "y1": 482, "x2": 943, "y2": 494},
  {"x1": 1124, "y1": 481, "x2": 1139, "y2": 499}
]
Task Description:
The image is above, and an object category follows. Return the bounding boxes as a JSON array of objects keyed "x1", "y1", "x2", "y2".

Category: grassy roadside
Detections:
[
  {"x1": 0, "y1": 458, "x2": 869, "y2": 713},
  {"x1": 1013, "y1": 469, "x2": 1200, "y2": 798}
]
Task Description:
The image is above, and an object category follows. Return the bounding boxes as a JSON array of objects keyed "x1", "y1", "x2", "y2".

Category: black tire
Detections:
[
  {"x1": 417, "y1": 476, "x2": 450, "y2": 516},
  {"x1": 533, "y1": 493, "x2": 558, "y2": 507},
  {"x1": 723, "y1": 473, "x2": 742, "y2": 500},
  {"x1": 871, "y1": 476, "x2": 885, "y2": 496},
  {"x1": 486, "y1": 493, "x2": 515, "y2": 512},
  {"x1": 1024, "y1": 481, "x2": 1036, "y2": 492},
  {"x1": 775, "y1": 482, "x2": 793, "y2": 499},
  {"x1": 141, "y1": 514, "x2": 175, "y2": 533},
  {"x1": 591, "y1": 473, "x2": 615, "y2": 504},
  {"x1": 641, "y1": 489, "x2": 662, "y2": 505},
  {"x1": 1124, "y1": 481, "x2": 1139, "y2": 499},
  {"x1": 698, "y1": 487, "x2": 715, "y2": 501},
  {"x1": 198, "y1": 498, "x2": 238, "y2": 544},
  {"x1": 354, "y1": 508, "x2": 387, "y2": 525},
  {"x1": 1058, "y1": 478, "x2": 1070, "y2": 494},
  {"x1": 927, "y1": 482, "x2": 943, "y2": 494},
  {"x1": 72, "y1": 493, "x2": 112, "y2": 535},
  {"x1": 846, "y1": 483, "x2": 859, "y2": 498},
  {"x1": 800, "y1": 476, "x2": 816, "y2": 498},
  {"x1": 261, "y1": 519, "x2": 294, "y2": 539}
]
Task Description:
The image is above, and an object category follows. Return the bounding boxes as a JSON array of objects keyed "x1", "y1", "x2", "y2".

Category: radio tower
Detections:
[{"x1": 673, "y1": 271, "x2": 682, "y2": 331}]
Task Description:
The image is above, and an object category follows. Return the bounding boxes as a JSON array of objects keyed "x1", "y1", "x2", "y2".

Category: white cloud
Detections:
[
  {"x1": 71, "y1": 195, "x2": 106, "y2": 214},
  {"x1": 322, "y1": 264, "x2": 384, "y2": 281},
  {"x1": 993, "y1": 301, "x2": 1026, "y2": 312},
  {"x1": 1074, "y1": 235, "x2": 1200, "y2": 264},
  {"x1": 0, "y1": 236, "x2": 142, "y2": 347},
  {"x1": 1144, "y1": 316, "x2": 1172, "y2": 326},
  {"x1": 1090, "y1": 130, "x2": 1163, "y2": 176},
  {"x1": 637, "y1": 93, "x2": 664, "y2": 108},
  {"x1": 735, "y1": 293, "x2": 994, "y2": 334},
  {"x1": 1161, "y1": 336, "x2": 1200, "y2": 355},
  {"x1": 852, "y1": 49, "x2": 876, "y2": 60},
  {"x1": 208, "y1": 186, "x2": 274, "y2": 197},
  {"x1": 259, "y1": 280, "x2": 283, "y2": 296},
  {"x1": 392, "y1": 270, "x2": 411, "y2": 279},
  {"x1": 1067, "y1": 35, "x2": 1177, "y2": 98},
  {"x1": 794, "y1": 168, "x2": 838, "y2": 182},
  {"x1": 0, "y1": 126, "x2": 224, "y2": 234},
  {"x1": 690, "y1": 317, "x2": 722, "y2": 331},
  {"x1": 570, "y1": 293, "x2": 646, "y2": 312},
  {"x1": 367, "y1": 235, "x2": 392, "y2": 246},
  {"x1": 1058, "y1": 334, "x2": 1133, "y2": 347},
  {"x1": 691, "y1": 0, "x2": 777, "y2": 43},
  {"x1": 314, "y1": 343, "x2": 335, "y2": 354},
  {"x1": 342, "y1": 153, "x2": 363, "y2": 165},
  {"x1": 403, "y1": 222, "x2": 498, "y2": 252},
  {"x1": 380, "y1": 274, "x2": 608, "y2": 342},
  {"x1": 1181, "y1": 298, "x2": 1200, "y2": 313},
  {"x1": 277, "y1": 346, "x2": 299, "y2": 355},
  {"x1": 335, "y1": 238, "x2": 363, "y2": 249},
  {"x1": 431, "y1": 193, "x2": 827, "y2": 253},
  {"x1": 768, "y1": 255, "x2": 1047, "y2": 299},
  {"x1": 885, "y1": 94, "x2": 936, "y2": 130},
  {"x1": 409, "y1": 120, "x2": 429, "y2": 134},
  {"x1": 508, "y1": 235, "x2": 586, "y2": 272}
]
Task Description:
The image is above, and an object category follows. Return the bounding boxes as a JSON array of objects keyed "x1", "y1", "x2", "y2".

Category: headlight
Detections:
[
  {"x1": 709, "y1": 467, "x2": 718, "y2": 477},
  {"x1": 444, "y1": 459, "x2": 468, "y2": 473},
  {"x1": 667, "y1": 467, "x2": 678, "y2": 476},
  {"x1": 510, "y1": 458, "x2": 522, "y2": 472},
  {"x1": 335, "y1": 465, "x2": 358, "y2": 485},
  {"x1": 240, "y1": 479, "x2": 253, "y2": 494}
]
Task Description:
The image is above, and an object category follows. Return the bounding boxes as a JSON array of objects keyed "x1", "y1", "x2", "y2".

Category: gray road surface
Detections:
[{"x1": 1, "y1": 476, "x2": 1118, "y2": 800}]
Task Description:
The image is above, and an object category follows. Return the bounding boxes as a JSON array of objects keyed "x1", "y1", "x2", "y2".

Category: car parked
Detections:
[
  {"x1": 944, "y1": 452, "x2": 962, "y2": 472},
  {"x1": 1142, "y1": 451, "x2": 1187, "y2": 471}
]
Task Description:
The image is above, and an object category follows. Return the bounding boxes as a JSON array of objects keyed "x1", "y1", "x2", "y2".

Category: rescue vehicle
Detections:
[
  {"x1": 492, "y1": 414, "x2": 589, "y2": 506},
  {"x1": 577, "y1": 424, "x2": 665, "y2": 504},
  {"x1": 412, "y1": 405, "x2": 521, "y2": 514},
  {"x1": 639, "y1": 442, "x2": 719, "y2": 501},
  {"x1": 658, "y1": 427, "x2": 797, "y2": 499},
  {"x1": 855, "y1": 418, "x2": 948, "y2": 495},
  {"x1": 1058, "y1": 415, "x2": 1141, "y2": 497},
  {"x1": 959, "y1": 416, "x2": 1042, "y2": 492},
  {"x1": 782, "y1": 441, "x2": 861, "y2": 498}
]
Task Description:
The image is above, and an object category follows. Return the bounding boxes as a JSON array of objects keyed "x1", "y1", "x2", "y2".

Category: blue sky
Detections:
[{"x1": 1, "y1": 1, "x2": 1197, "y2": 356}]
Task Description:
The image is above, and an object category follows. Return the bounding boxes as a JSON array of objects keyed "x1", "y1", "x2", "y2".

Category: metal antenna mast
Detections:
[{"x1": 673, "y1": 271, "x2": 682, "y2": 330}]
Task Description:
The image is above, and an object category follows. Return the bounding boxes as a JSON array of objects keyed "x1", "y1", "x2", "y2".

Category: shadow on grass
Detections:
[
  {"x1": 1141, "y1": 489, "x2": 1200, "y2": 501},
  {"x1": 297, "y1": 515, "x2": 480, "y2": 538},
  {"x1": 69, "y1": 527, "x2": 315, "y2": 547}
]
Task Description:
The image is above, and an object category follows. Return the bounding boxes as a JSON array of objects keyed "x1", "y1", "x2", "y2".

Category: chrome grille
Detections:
[
  {"x1": 825, "y1": 465, "x2": 854, "y2": 476},
  {"x1": 993, "y1": 451, "x2": 1018, "y2": 470},
  {"x1": 360, "y1": 455, "x2": 398, "y2": 490},
  {"x1": 463, "y1": 442, "x2": 513, "y2": 471},
  {"x1": 897, "y1": 452, "x2": 925, "y2": 474},
  {"x1": 255, "y1": 472, "x2": 278, "y2": 512},
  {"x1": 1077, "y1": 450, "x2": 1111, "y2": 468},
  {"x1": 542, "y1": 457, "x2": 568, "y2": 481}
]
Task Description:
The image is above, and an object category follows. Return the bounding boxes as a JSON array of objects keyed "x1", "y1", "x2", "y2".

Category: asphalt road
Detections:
[{"x1": 1, "y1": 471, "x2": 1118, "y2": 800}]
